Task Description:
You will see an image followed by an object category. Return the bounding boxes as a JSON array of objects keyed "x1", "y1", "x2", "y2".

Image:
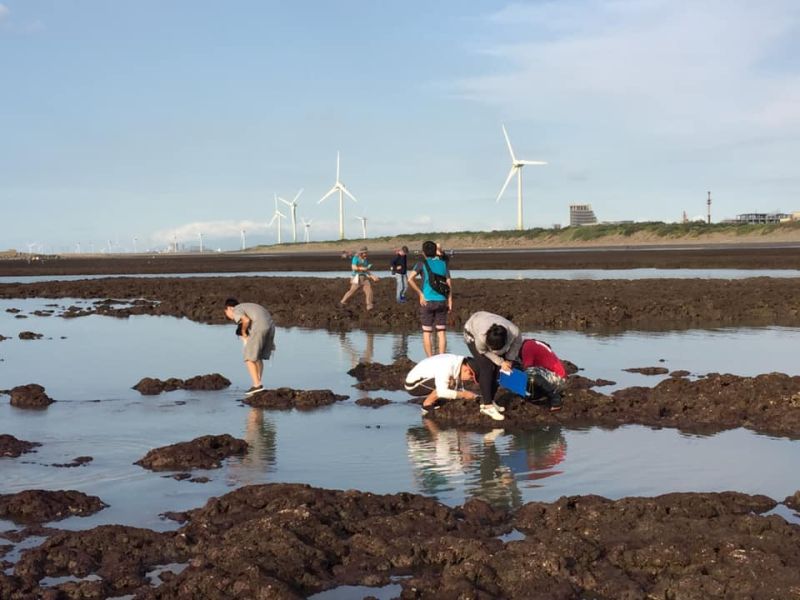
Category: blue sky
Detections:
[{"x1": 2, "y1": 0, "x2": 800, "y2": 252}]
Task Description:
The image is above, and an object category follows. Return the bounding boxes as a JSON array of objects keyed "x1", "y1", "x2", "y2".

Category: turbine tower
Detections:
[
  {"x1": 301, "y1": 218, "x2": 312, "y2": 243},
  {"x1": 319, "y1": 152, "x2": 359, "y2": 240},
  {"x1": 355, "y1": 216, "x2": 368, "y2": 239},
  {"x1": 198, "y1": 232, "x2": 204, "y2": 253},
  {"x1": 496, "y1": 124, "x2": 547, "y2": 230},
  {"x1": 268, "y1": 193, "x2": 288, "y2": 244},
  {"x1": 240, "y1": 229, "x2": 246, "y2": 251},
  {"x1": 279, "y1": 188, "x2": 303, "y2": 243}
]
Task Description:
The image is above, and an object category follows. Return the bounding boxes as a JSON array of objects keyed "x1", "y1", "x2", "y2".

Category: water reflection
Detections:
[
  {"x1": 228, "y1": 408, "x2": 277, "y2": 485},
  {"x1": 407, "y1": 423, "x2": 567, "y2": 509}
]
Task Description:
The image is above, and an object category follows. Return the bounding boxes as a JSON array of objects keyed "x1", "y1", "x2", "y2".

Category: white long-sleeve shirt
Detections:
[{"x1": 404, "y1": 354, "x2": 466, "y2": 400}]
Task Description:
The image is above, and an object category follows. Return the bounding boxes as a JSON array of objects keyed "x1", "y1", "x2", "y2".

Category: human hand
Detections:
[
  {"x1": 500, "y1": 360, "x2": 513, "y2": 373},
  {"x1": 419, "y1": 296, "x2": 427, "y2": 306}
]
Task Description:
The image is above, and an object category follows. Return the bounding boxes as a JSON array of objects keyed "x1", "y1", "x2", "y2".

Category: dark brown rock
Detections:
[
  {"x1": 0, "y1": 490, "x2": 107, "y2": 524},
  {"x1": 17, "y1": 331, "x2": 43, "y2": 340},
  {"x1": 51, "y1": 456, "x2": 93, "y2": 468},
  {"x1": 355, "y1": 397, "x2": 392, "y2": 408},
  {"x1": 623, "y1": 366, "x2": 670, "y2": 375},
  {"x1": 0, "y1": 334, "x2": 9, "y2": 341},
  {"x1": 425, "y1": 372, "x2": 800, "y2": 438},
  {"x1": 670, "y1": 369, "x2": 691, "y2": 377},
  {"x1": 0, "y1": 434, "x2": 41, "y2": 458},
  {"x1": 132, "y1": 373, "x2": 231, "y2": 395},
  {"x1": 567, "y1": 375, "x2": 616, "y2": 390},
  {"x1": 8, "y1": 384, "x2": 54, "y2": 409},
  {"x1": 244, "y1": 387, "x2": 348, "y2": 410},
  {"x1": 135, "y1": 434, "x2": 248, "y2": 471},
  {"x1": 785, "y1": 491, "x2": 800, "y2": 511},
  {"x1": 348, "y1": 358, "x2": 415, "y2": 391}
]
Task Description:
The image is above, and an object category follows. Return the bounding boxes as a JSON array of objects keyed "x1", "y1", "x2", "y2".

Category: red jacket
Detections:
[{"x1": 520, "y1": 339, "x2": 566, "y2": 378}]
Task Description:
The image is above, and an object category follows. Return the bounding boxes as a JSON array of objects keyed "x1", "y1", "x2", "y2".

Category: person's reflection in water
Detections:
[
  {"x1": 392, "y1": 332, "x2": 409, "y2": 362},
  {"x1": 499, "y1": 426, "x2": 567, "y2": 483},
  {"x1": 228, "y1": 408, "x2": 277, "y2": 486},
  {"x1": 406, "y1": 419, "x2": 473, "y2": 496},
  {"x1": 339, "y1": 331, "x2": 375, "y2": 400}
]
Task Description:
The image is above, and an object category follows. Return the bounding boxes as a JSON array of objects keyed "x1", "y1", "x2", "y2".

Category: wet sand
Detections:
[{"x1": 3, "y1": 242, "x2": 800, "y2": 276}]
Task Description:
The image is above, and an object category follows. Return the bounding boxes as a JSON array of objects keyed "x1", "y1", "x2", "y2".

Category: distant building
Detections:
[
  {"x1": 735, "y1": 212, "x2": 790, "y2": 225},
  {"x1": 569, "y1": 204, "x2": 598, "y2": 227}
]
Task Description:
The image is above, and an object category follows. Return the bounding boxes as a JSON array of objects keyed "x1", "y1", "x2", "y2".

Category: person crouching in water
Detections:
[
  {"x1": 520, "y1": 338, "x2": 566, "y2": 412},
  {"x1": 463, "y1": 311, "x2": 522, "y2": 421},
  {"x1": 224, "y1": 298, "x2": 276, "y2": 397},
  {"x1": 404, "y1": 354, "x2": 482, "y2": 416}
]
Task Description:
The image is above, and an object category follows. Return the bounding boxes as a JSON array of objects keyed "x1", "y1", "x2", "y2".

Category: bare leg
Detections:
[
  {"x1": 363, "y1": 280, "x2": 373, "y2": 310},
  {"x1": 245, "y1": 360, "x2": 261, "y2": 387},
  {"x1": 422, "y1": 330, "x2": 433, "y2": 357},
  {"x1": 340, "y1": 283, "x2": 360, "y2": 305},
  {"x1": 436, "y1": 330, "x2": 447, "y2": 355},
  {"x1": 255, "y1": 359, "x2": 264, "y2": 385}
]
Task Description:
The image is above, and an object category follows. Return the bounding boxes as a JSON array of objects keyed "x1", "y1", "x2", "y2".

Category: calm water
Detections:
[
  {"x1": 2, "y1": 267, "x2": 800, "y2": 284},
  {"x1": 2, "y1": 298, "x2": 799, "y2": 545}
]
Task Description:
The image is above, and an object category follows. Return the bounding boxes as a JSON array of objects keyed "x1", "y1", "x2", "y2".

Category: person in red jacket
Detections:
[{"x1": 519, "y1": 338, "x2": 567, "y2": 412}]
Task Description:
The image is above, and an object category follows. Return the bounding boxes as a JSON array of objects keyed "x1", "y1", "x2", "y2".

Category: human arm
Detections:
[
  {"x1": 238, "y1": 314, "x2": 252, "y2": 340},
  {"x1": 446, "y1": 276, "x2": 453, "y2": 311},
  {"x1": 407, "y1": 266, "x2": 426, "y2": 306}
]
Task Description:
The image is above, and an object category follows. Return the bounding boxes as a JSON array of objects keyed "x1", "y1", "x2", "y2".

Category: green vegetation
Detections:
[{"x1": 250, "y1": 220, "x2": 800, "y2": 251}]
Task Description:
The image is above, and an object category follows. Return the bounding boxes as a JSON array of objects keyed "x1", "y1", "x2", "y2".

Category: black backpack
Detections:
[{"x1": 422, "y1": 259, "x2": 450, "y2": 297}]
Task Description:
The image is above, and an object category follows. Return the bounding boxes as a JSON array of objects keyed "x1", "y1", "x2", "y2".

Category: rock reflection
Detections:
[{"x1": 406, "y1": 423, "x2": 567, "y2": 509}]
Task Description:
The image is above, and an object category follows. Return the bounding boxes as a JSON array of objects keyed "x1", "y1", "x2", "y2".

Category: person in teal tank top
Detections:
[{"x1": 407, "y1": 240, "x2": 453, "y2": 357}]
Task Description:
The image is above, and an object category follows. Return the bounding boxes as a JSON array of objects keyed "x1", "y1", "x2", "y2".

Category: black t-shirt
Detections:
[{"x1": 390, "y1": 254, "x2": 408, "y2": 274}]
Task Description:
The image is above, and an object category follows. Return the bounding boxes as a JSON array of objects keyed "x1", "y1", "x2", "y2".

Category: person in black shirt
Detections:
[{"x1": 390, "y1": 245, "x2": 409, "y2": 303}]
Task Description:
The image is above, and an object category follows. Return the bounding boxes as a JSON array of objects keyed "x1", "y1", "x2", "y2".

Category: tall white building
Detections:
[{"x1": 569, "y1": 204, "x2": 598, "y2": 226}]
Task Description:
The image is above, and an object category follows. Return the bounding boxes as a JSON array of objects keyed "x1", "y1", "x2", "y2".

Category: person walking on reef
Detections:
[
  {"x1": 407, "y1": 240, "x2": 452, "y2": 357},
  {"x1": 224, "y1": 298, "x2": 276, "y2": 397},
  {"x1": 520, "y1": 338, "x2": 566, "y2": 412},
  {"x1": 463, "y1": 311, "x2": 522, "y2": 420},
  {"x1": 341, "y1": 246, "x2": 378, "y2": 311},
  {"x1": 404, "y1": 354, "x2": 491, "y2": 417},
  {"x1": 390, "y1": 246, "x2": 409, "y2": 303}
]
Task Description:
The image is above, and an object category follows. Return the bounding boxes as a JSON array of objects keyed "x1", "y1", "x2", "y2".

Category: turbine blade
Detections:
[
  {"x1": 277, "y1": 211, "x2": 287, "y2": 219},
  {"x1": 318, "y1": 187, "x2": 337, "y2": 203},
  {"x1": 342, "y1": 187, "x2": 358, "y2": 203},
  {"x1": 517, "y1": 160, "x2": 548, "y2": 166},
  {"x1": 496, "y1": 166, "x2": 517, "y2": 202},
  {"x1": 336, "y1": 152, "x2": 340, "y2": 182},
  {"x1": 502, "y1": 124, "x2": 516, "y2": 163},
  {"x1": 268, "y1": 215, "x2": 277, "y2": 226},
  {"x1": 293, "y1": 188, "x2": 304, "y2": 203},
  {"x1": 279, "y1": 197, "x2": 292, "y2": 207}
]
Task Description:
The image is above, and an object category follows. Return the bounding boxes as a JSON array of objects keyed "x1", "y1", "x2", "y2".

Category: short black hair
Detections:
[
  {"x1": 463, "y1": 357, "x2": 480, "y2": 380},
  {"x1": 224, "y1": 298, "x2": 239, "y2": 308},
  {"x1": 485, "y1": 324, "x2": 507, "y2": 351},
  {"x1": 422, "y1": 240, "x2": 437, "y2": 258}
]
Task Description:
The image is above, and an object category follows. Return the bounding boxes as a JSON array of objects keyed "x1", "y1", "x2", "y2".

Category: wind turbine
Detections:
[
  {"x1": 279, "y1": 188, "x2": 303, "y2": 243},
  {"x1": 301, "y1": 218, "x2": 312, "y2": 243},
  {"x1": 240, "y1": 229, "x2": 246, "y2": 251},
  {"x1": 318, "y1": 152, "x2": 359, "y2": 240},
  {"x1": 198, "y1": 232, "x2": 204, "y2": 253},
  {"x1": 496, "y1": 124, "x2": 547, "y2": 230},
  {"x1": 268, "y1": 193, "x2": 288, "y2": 244},
  {"x1": 355, "y1": 216, "x2": 368, "y2": 239}
]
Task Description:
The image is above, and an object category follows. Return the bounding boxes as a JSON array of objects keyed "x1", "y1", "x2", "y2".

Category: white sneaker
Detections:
[
  {"x1": 479, "y1": 404, "x2": 505, "y2": 421},
  {"x1": 492, "y1": 402, "x2": 506, "y2": 413}
]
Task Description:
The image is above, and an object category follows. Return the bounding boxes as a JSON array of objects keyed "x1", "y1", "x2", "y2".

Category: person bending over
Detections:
[
  {"x1": 224, "y1": 298, "x2": 276, "y2": 397},
  {"x1": 520, "y1": 338, "x2": 566, "y2": 412},
  {"x1": 403, "y1": 354, "x2": 499, "y2": 418},
  {"x1": 463, "y1": 311, "x2": 522, "y2": 419}
]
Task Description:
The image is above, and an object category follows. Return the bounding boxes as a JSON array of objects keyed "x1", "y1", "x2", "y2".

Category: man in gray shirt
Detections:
[{"x1": 224, "y1": 298, "x2": 276, "y2": 396}]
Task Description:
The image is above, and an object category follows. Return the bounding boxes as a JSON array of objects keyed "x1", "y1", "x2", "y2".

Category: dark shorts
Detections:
[
  {"x1": 420, "y1": 301, "x2": 448, "y2": 331},
  {"x1": 404, "y1": 376, "x2": 436, "y2": 397}
]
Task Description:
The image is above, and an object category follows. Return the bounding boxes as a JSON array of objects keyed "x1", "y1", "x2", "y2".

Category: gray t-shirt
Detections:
[{"x1": 231, "y1": 303, "x2": 274, "y2": 332}]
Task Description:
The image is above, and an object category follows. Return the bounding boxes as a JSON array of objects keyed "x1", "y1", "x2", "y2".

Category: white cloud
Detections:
[
  {"x1": 151, "y1": 220, "x2": 272, "y2": 246},
  {"x1": 0, "y1": 4, "x2": 9, "y2": 20},
  {"x1": 458, "y1": 1, "x2": 800, "y2": 142}
]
